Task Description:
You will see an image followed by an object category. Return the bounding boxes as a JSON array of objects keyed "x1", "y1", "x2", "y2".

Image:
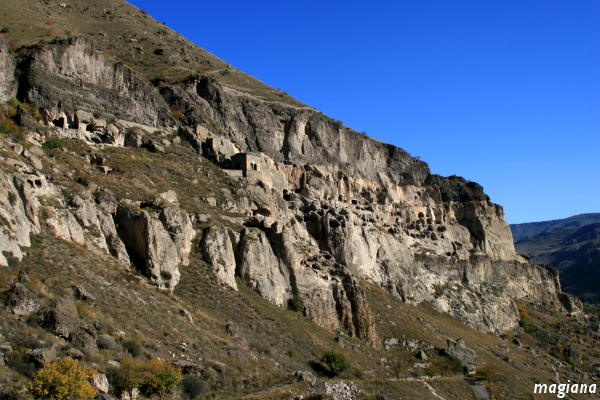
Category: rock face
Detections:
[
  {"x1": 0, "y1": 35, "x2": 16, "y2": 102},
  {"x1": 162, "y1": 77, "x2": 430, "y2": 186},
  {"x1": 201, "y1": 225, "x2": 238, "y2": 290},
  {"x1": 20, "y1": 37, "x2": 172, "y2": 127},
  {"x1": 446, "y1": 339, "x2": 477, "y2": 375},
  {"x1": 116, "y1": 205, "x2": 194, "y2": 291},
  {"x1": 5, "y1": 283, "x2": 40, "y2": 315},
  {"x1": 0, "y1": 33, "x2": 581, "y2": 348},
  {"x1": 41, "y1": 297, "x2": 81, "y2": 339}
]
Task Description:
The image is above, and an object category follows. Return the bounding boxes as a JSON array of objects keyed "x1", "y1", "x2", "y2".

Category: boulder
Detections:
[
  {"x1": 238, "y1": 228, "x2": 291, "y2": 307},
  {"x1": 27, "y1": 344, "x2": 58, "y2": 366},
  {"x1": 41, "y1": 297, "x2": 81, "y2": 339},
  {"x1": 158, "y1": 206, "x2": 195, "y2": 265},
  {"x1": 74, "y1": 286, "x2": 96, "y2": 307},
  {"x1": 5, "y1": 282, "x2": 40, "y2": 315},
  {"x1": 201, "y1": 225, "x2": 238, "y2": 290},
  {"x1": 124, "y1": 128, "x2": 144, "y2": 148},
  {"x1": 292, "y1": 371, "x2": 316, "y2": 386},
  {"x1": 65, "y1": 348, "x2": 84, "y2": 360},
  {"x1": 18, "y1": 270, "x2": 31, "y2": 283},
  {"x1": 91, "y1": 373, "x2": 110, "y2": 394},
  {"x1": 446, "y1": 338, "x2": 476, "y2": 375},
  {"x1": 74, "y1": 332, "x2": 99, "y2": 357},
  {"x1": 178, "y1": 307, "x2": 194, "y2": 323},
  {"x1": 97, "y1": 334, "x2": 119, "y2": 350}
]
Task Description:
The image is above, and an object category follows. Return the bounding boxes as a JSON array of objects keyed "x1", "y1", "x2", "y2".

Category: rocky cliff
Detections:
[{"x1": 0, "y1": 28, "x2": 581, "y2": 350}]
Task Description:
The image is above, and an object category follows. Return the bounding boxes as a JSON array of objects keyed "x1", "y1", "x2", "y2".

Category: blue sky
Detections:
[{"x1": 130, "y1": 0, "x2": 599, "y2": 224}]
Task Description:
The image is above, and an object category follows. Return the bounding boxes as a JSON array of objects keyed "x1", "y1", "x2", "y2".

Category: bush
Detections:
[
  {"x1": 111, "y1": 356, "x2": 144, "y2": 399},
  {"x1": 28, "y1": 357, "x2": 98, "y2": 400},
  {"x1": 424, "y1": 356, "x2": 462, "y2": 377},
  {"x1": 180, "y1": 375, "x2": 205, "y2": 399},
  {"x1": 477, "y1": 362, "x2": 501, "y2": 382},
  {"x1": 139, "y1": 360, "x2": 182, "y2": 399},
  {"x1": 289, "y1": 294, "x2": 304, "y2": 312},
  {"x1": 75, "y1": 300, "x2": 88, "y2": 318},
  {"x1": 112, "y1": 357, "x2": 181, "y2": 400},
  {"x1": 123, "y1": 339, "x2": 143, "y2": 358},
  {"x1": 0, "y1": 119, "x2": 20, "y2": 135},
  {"x1": 288, "y1": 349, "x2": 298, "y2": 358},
  {"x1": 43, "y1": 137, "x2": 65, "y2": 150},
  {"x1": 6, "y1": 96, "x2": 20, "y2": 108},
  {"x1": 321, "y1": 350, "x2": 350, "y2": 375}
]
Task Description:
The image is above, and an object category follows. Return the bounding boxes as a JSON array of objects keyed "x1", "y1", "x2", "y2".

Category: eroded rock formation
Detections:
[{"x1": 0, "y1": 35, "x2": 581, "y2": 346}]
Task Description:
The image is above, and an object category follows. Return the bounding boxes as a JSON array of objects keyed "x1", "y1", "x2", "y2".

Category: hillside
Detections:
[
  {"x1": 0, "y1": 0, "x2": 599, "y2": 399},
  {"x1": 515, "y1": 223, "x2": 600, "y2": 303},
  {"x1": 510, "y1": 213, "x2": 600, "y2": 243}
]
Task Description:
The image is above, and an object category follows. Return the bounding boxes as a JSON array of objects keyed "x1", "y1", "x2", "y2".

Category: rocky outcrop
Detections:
[
  {"x1": 41, "y1": 297, "x2": 81, "y2": 339},
  {"x1": 5, "y1": 283, "x2": 40, "y2": 315},
  {"x1": 446, "y1": 338, "x2": 477, "y2": 375},
  {"x1": 159, "y1": 206, "x2": 195, "y2": 265},
  {"x1": 161, "y1": 77, "x2": 430, "y2": 186},
  {"x1": 27, "y1": 345, "x2": 58, "y2": 367},
  {"x1": 0, "y1": 35, "x2": 15, "y2": 102},
  {"x1": 20, "y1": 37, "x2": 173, "y2": 127},
  {"x1": 201, "y1": 225, "x2": 238, "y2": 290},
  {"x1": 115, "y1": 205, "x2": 195, "y2": 291},
  {"x1": 237, "y1": 228, "x2": 292, "y2": 307}
]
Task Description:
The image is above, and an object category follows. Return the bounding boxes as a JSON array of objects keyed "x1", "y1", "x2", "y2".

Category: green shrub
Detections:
[
  {"x1": 139, "y1": 359, "x2": 182, "y2": 399},
  {"x1": 123, "y1": 339, "x2": 143, "y2": 358},
  {"x1": 321, "y1": 350, "x2": 350, "y2": 375},
  {"x1": 287, "y1": 349, "x2": 298, "y2": 358},
  {"x1": 6, "y1": 96, "x2": 20, "y2": 108},
  {"x1": 75, "y1": 300, "x2": 88, "y2": 319},
  {"x1": 0, "y1": 119, "x2": 20, "y2": 135},
  {"x1": 289, "y1": 294, "x2": 304, "y2": 312},
  {"x1": 180, "y1": 375, "x2": 205, "y2": 399},
  {"x1": 43, "y1": 137, "x2": 65, "y2": 150}
]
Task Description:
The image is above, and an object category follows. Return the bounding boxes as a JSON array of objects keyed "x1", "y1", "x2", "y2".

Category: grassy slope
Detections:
[{"x1": 0, "y1": 0, "x2": 307, "y2": 108}]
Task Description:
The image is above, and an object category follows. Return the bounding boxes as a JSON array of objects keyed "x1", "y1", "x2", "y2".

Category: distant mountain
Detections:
[
  {"x1": 510, "y1": 213, "x2": 600, "y2": 243},
  {"x1": 515, "y1": 222, "x2": 600, "y2": 303}
]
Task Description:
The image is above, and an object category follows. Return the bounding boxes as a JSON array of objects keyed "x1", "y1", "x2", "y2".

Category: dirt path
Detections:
[
  {"x1": 237, "y1": 383, "x2": 292, "y2": 398},
  {"x1": 462, "y1": 378, "x2": 491, "y2": 400}
]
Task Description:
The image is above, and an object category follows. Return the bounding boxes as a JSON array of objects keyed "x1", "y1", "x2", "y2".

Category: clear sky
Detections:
[{"x1": 128, "y1": 0, "x2": 599, "y2": 224}]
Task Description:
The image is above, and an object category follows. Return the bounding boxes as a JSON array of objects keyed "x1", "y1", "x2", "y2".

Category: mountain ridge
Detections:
[{"x1": 510, "y1": 212, "x2": 600, "y2": 243}]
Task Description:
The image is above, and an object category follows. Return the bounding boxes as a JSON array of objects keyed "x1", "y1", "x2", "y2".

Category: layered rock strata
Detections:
[{"x1": 0, "y1": 36, "x2": 580, "y2": 345}]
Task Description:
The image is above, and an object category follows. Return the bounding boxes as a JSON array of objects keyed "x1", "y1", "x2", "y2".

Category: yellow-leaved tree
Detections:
[{"x1": 28, "y1": 357, "x2": 98, "y2": 400}]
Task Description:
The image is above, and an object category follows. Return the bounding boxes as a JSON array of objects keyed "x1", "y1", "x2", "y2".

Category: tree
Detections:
[
  {"x1": 390, "y1": 353, "x2": 409, "y2": 380},
  {"x1": 111, "y1": 356, "x2": 144, "y2": 400},
  {"x1": 321, "y1": 350, "x2": 350, "y2": 375},
  {"x1": 28, "y1": 357, "x2": 97, "y2": 400},
  {"x1": 111, "y1": 357, "x2": 182, "y2": 400},
  {"x1": 140, "y1": 359, "x2": 182, "y2": 399}
]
